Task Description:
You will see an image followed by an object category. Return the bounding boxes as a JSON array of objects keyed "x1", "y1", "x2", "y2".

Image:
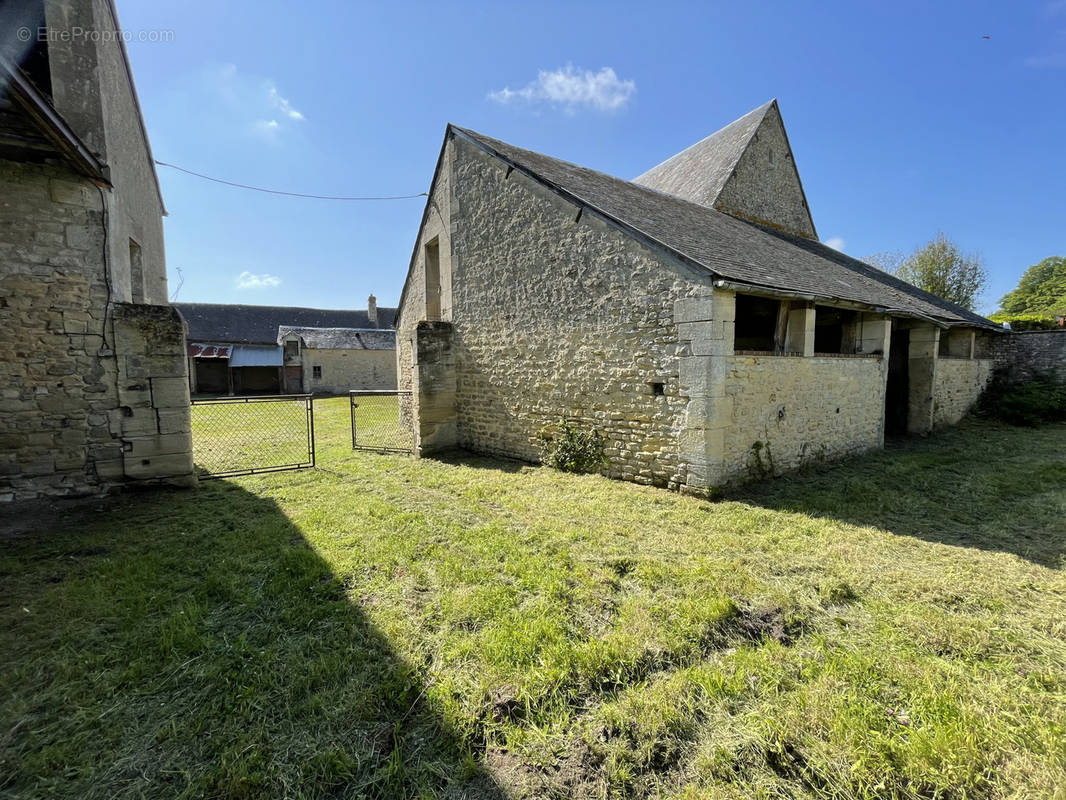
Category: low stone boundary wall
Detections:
[{"x1": 992, "y1": 329, "x2": 1066, "y2": 382}]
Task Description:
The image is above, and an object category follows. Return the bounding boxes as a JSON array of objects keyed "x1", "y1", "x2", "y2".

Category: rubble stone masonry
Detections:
[{"x1": 0, "y1": 161, "x2": 193, "y2": 501}]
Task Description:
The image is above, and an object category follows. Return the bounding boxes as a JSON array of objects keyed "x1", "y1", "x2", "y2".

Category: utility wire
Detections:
[{"x1": 153, "y1": 160, "x2": 428, "y2": 201}]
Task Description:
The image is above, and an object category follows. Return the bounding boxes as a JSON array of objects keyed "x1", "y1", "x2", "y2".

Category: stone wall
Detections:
[
  {"x1": 45, "y1": 0, "x2": 168, "y2": 304},
  {"x1": 396, "y1": 138, "x2": 454, "y2": 431},
  {"x1": 716, "y1": 103, "x2": 816, "y2": 239},
  {"x1": 992, "y1": 330, "x2": 1066, "y2": 382},
  {"x1": 446, "y1": 137, "x2": 711, "y2": 489},
  {"x1": 412, "y1": 321, "x2": 457, "y2": 454},
  {"x1": 0, "y1": 160, "x2": 193, "y2": 501},
  {"x1": 933, "y1": 358, "x2": 995, "y2": 428},
  {"x1": 395, "y1": 131, "x2": 994, "y2": 495},
  {"x1": 719, "y1": 354, "x2": 887, "y2": 484},
  {"x1": 303, "y1": 348, "x2": 396, "y2": 394}
]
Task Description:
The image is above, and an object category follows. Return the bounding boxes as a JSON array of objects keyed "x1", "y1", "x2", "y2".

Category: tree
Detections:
[
  {"x1": 866, "y1": 233, "x2": 988, "y2": 311},
  {"x1": 998, "y1": 256, "x2": 1066, "y2": 315}
]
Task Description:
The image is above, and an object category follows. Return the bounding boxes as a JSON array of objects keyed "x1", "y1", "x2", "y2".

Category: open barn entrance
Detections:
[{"x1": 885, "y1": 328, "x2": 910, "y2": 437}]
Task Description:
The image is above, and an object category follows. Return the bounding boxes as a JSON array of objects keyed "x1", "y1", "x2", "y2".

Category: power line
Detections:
[{"x1": 153, "y1": 160, "x2": 428, "y2": 201}]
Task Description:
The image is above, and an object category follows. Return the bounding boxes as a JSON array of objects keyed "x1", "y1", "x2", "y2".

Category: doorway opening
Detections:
[{"x1": 885, "y1": 328, "x2": 909, "y2": 437}]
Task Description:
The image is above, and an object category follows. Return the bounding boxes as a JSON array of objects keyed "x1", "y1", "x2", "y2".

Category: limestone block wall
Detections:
[
  {"x1": 0, "y1": 160, "x2": 193, "y2": 501},
  {"x1": 107, "y1": 303, "x2": 195, "y2": 486},
  {"x1": 446, "y1": 137, "x2": 711, "y2": 489},
  {"x1": 45, "y1": 0, "x2": 169, "y2": 304},
  {"x1": 933, "y1": 358, "x2": 995, "y2": 428},
  {"x1": 719, "y1": 354, "x2": 886, "y2": 484},
  {"x1": 303, "y1": 348, "x2": 396, "y2": 394},
  {"x1": 397, "y1": 139, "x2": 454, "y2": 430},
  {"x1": 413, "y1": 321, "x2": 458, "y2": 454}
]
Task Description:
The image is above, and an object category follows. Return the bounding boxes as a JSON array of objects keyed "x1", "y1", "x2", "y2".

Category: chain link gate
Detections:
[
  {"x1": 350, "y1": 390, "x2": 413, "y2": 454},
  {"x1": 190, "y1": 394, "x2": 315, "y2": 479}
]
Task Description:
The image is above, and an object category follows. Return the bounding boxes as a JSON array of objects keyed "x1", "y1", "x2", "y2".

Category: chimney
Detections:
[{"x1": 367, "y1": 293, "x2": 377, "y2": 326}]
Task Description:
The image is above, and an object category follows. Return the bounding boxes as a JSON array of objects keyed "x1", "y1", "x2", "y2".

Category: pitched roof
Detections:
[
  {"x1": 633, "y1": 100, "x2": 773, "y2": 208},
  {"x1": 277, "y1": 326, "x2": 395, "y2": 350},
  {"x1": 451, "y1": 126, "x2": 997, "y2": 330},
  {"x1": 175, "y1": 303, "x2": 397, "y2": 345},
  {"x1": 0, "y1": 57, "x2": 108, "y2": 182}
]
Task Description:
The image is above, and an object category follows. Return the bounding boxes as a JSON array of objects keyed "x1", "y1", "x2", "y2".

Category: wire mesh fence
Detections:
[
  {"x1": 350, "y1": 391, "x2": 414, "y2": 454},
  {"x1": 190, "y1": 394, "x2": 315, "y2": 478}
]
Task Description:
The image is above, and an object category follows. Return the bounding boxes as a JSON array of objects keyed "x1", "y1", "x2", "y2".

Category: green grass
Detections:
[{"x1": 2, "y1": 397, "x2": 1065, "y2": 799}]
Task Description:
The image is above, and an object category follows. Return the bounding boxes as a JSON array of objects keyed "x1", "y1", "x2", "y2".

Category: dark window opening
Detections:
[
  {"x1": 734, "y1": 294, "x2": 780, "y2": 351},
  {"x1": 312, "y1": 365, "x2": 322, "y2": 380},
  {"x1": 814, "y1": 305, "x2": 857, "y2": 354},
  {"x1": 283, "y1": 340, "x2": 299, "y2": 360},
  {"x1": 651, "y1": 382, "x2": 665, "y2": 397}
]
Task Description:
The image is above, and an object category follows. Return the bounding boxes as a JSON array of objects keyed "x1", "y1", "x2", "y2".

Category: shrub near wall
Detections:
[
  {"x1": 976, "y1": 369, "x2": 1066, "y2": 427},
  {"x1": 987, "y1": 313, "x2": 1059, "y2": 331}
]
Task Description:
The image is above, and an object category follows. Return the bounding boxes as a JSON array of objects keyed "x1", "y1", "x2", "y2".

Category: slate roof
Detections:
[
  {"x1": 175, "y1": 303, "x2": 397, "y2": 345},
  {"x1": 633, "y1": 100, "x2": 773, "y2": 208},
  {"x1": 277, "y1": 326, "x2": 395, "y2": 350},
  {"x1": 452, "y1": 126, "x2": 997, "y2": 329}
]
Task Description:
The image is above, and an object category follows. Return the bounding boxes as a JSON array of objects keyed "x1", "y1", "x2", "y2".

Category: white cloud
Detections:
[
  {"x1": 269, "y1": 86, "x2": 305, "y2": 120},
  {"x1": 489, "y1": 65, "x2": 636, "y2": 112},
  {"x1": 824, "y1": 236, "x2": 846, "y2": 252},
  {"x1": 236, "y1": 271, "x2": 281, "y2": 289},
  {"x1": 203, "y1": 64, "x2": 305, "y2": 139}
]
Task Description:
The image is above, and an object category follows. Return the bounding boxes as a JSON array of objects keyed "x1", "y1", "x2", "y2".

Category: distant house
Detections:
[
  {"x1": 175, "y1": 296, "x2": 396, "y2": 395},
  {"x1": 396, "y1": 100, "x2": 1003, "y2": 493},
  {"x1": 278, "y1": 326, "x2": 395, "y2": 394},
  {"x1": 0, "y1": 0, "x2": 195, "y2": 501}
]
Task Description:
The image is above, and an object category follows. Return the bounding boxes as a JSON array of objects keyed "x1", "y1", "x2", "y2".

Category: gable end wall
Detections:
[
  {"x1": 715, "y1": 104, "x2": 816, "y2": 239},
  {"x1": 444, "y1": 137, "x2": 721, "y2": 488}
]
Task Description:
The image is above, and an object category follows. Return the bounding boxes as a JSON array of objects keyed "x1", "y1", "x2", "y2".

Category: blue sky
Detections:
[{"x1": 119, "y1": 0, "x2": 1065, "y2": 315}]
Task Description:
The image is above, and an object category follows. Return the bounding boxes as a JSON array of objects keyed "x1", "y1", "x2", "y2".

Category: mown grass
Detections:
[{"x1": 2, "y1": 397, "x2": 1064, "y2": 799}]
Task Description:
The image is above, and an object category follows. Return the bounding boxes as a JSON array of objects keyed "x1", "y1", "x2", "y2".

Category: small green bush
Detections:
[
  {"x1": 540, "y1": 424, "x2": 607, "y2": 473},
  {"x1": 976, "y1": 369, "x2": 1066, "y2": 427},
  {"x1": 987, "y1": 313, "x2": 1059, "y2": 331}
]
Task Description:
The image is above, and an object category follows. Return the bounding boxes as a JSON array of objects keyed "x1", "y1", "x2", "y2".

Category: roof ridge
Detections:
[{"x1": 452, "y1": 125, "x2": 997, "y2": 329}]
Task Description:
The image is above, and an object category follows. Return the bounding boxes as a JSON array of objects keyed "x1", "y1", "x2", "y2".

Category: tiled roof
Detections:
[
  {"x1": 277, "y1": 326, "x2": 395, "y2": 350},
  {"x1": 174, "y1": 303, "x2": 396, "y2": 344},
  {"x1": 452, "y1": 126, "x2": 997, "y2": 329}
]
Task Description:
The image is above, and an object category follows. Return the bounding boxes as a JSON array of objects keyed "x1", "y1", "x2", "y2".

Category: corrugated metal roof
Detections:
[
  {"x1": 188, "y1": 343, "x2": 232, "y2": 358},
  {"x1": 229, "y1": 345, "x2": 283, "y2": 367}
]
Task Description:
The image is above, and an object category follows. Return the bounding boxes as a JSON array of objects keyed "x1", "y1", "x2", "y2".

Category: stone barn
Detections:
[
  {"x1": 396, "y1": 100, "x2": 1002, "y2": 494},
  {"x1": 0, "y1": 0, "x2": 195, "y2": 502},
  {"x1": 175, "y1": 297, "x2": 396, "y2": 395},
  {"x1": 277, "y1": 326, "x2": 396, "y2": 395}
]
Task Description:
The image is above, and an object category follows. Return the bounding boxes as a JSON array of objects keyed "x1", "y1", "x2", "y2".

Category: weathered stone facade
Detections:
[
  {"x1": 933, "y1": 358, "x2": 995, "y2": 428},
  {"x1": 0, "y1": 162, "x2": 193, "y2": 500},
  {"x1": 714, "y1": 103, "x2": 817, "y2": 238},
  {"x1": 992, "y1": 329, "x2": 1066, "y2": 383},
  {"x1": 0, "y1": 0, "x2": 193, "y2": 501},
  {"x1": 303, "y1": 347, "x2": 396, "y2": 394},
  {"x1": 720, "y1": 354, "x2": 887, "y2": 484},
  {"x1": 397, "y1": 124, "x2": 1000, "y2": 494}
]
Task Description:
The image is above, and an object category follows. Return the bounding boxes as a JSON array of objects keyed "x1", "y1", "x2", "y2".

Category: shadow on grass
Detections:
[
  {"x1": 430, "y1": 448, "x2": 530, "y2": 474},
  {"x1": 727, "y1": 422, "x2": 1066, "y2": 568},
  {"x1": 0, "y1": 483, "x2": 507, "y2": 799}
]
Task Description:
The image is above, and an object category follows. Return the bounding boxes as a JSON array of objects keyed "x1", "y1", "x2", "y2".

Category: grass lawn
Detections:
[{"x1": 2, "y1": 397, "x2": 1065, "y2": 799}]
